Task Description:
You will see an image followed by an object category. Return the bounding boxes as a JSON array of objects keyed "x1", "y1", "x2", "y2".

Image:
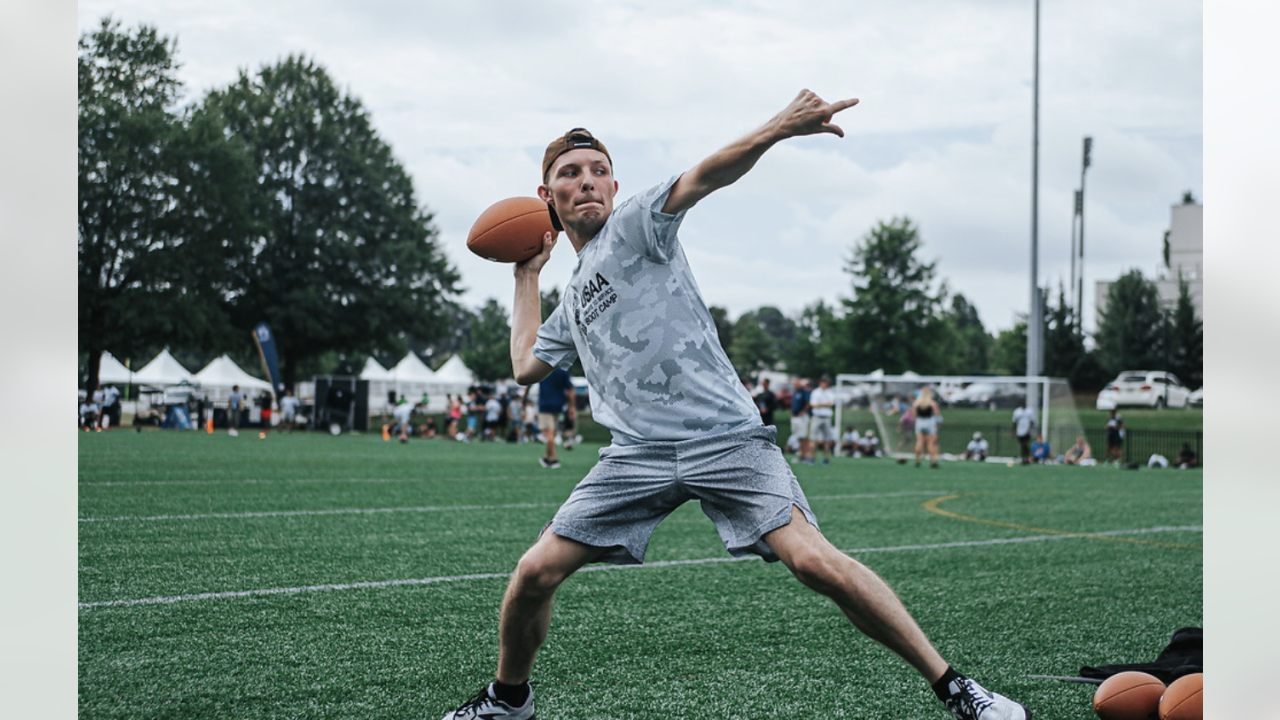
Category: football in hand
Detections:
[{"x1": 467, "y1": 197, "x2": 557, "y2": 263}]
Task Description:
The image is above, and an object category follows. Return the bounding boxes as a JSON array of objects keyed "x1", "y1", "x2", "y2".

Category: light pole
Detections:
[
  {"x1": 1076, "y1": 136, "x2": 1092, "y2": 333},
  {"x1": 1027, "y1": 0, "x2": 1043, "y2": 386}
]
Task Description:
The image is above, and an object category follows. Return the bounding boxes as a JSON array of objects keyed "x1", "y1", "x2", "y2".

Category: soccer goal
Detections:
[{"x1": 833, "y1": 373, "x2": 1084, "y2": 462}]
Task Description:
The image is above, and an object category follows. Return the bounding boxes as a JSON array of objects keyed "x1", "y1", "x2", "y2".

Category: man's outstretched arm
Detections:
[{"x1": 662, "y1": 89, "x2": 859, "y2": 215}]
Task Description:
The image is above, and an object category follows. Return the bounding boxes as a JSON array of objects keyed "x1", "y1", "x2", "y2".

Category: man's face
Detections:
[{"x1": 539, "y1": 148, "x2": 617, "y2": 235}]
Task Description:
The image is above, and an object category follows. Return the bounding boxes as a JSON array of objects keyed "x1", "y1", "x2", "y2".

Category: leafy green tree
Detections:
[
  {"x1": 729, "y1": 311, "x2": 777, "y2": 379},
  {"x1": 1095, "y1": 269, "x2": 1166, "y2": 376},
  {"x1": 783, "y1": 300, "x2": 844, "y2": 380},
  {"x1": 754, "y1": 306, "x2": 797, "y2": 362},
  {"x1": 78, "y1": 18, "x2": 253, "y2": 389},
  {"x1": 992, "y1": 321, "x2": 1028, "y2": 376},
  {"x1": 939, "y1": 294, "x2": 992, "y2": 374},
  {"x1": 1167, "y1": 273, "x2": 1203, "y2": 389},
  {"x1": 1043, "y1": 285, "x2": 1083, "y2": 379},
  {"x1": 841, "y1": 217, "x2": 948, "y2": 373},
  {"x1": 464, "y1": 299, "x2": 513, "y2": 382},
  {"x1": 203, "y1": 55, "x2": 461, "y2": 389},
  {"x1": 708, "y1": 306, "x2": 734, "y2": 353}
]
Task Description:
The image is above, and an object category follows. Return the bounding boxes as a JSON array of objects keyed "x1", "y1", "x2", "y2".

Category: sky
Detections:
[{"x1": 75, "y1": 0, "x2": 1203, "y2": 336}]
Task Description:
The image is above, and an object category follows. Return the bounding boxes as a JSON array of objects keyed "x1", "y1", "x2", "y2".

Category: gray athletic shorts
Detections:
[
  {"x1": 809, "y1": 416, "x2": 835, "y2": 442},
  {"x1": 547, "y1": 425, "x2": 819, "y2": 565}
]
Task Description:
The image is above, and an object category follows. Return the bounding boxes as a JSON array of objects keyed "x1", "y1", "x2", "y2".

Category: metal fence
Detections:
[{"x1": 931, "y1": 423, "x2": 1202, "y2": 466}]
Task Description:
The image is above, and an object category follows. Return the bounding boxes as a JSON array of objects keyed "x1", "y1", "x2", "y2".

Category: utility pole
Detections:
[
  {"x1": 1027, "y1": 0, "x2": 1044, "y2": 386},
  {"x1": 1076, "y1": 136, "x2": 1092, "y2": 334}
]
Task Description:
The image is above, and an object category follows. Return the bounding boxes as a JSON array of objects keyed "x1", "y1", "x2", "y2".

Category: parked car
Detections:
[
  {"x1": 1188, "y1": 387, "x2": 1203, "y2": 407},
  {"x1": 1095, "y1": 388, "x2": 1118, "y2": 410},
  {"x1": 949, "y1": 382, "x2": 1026, "y2": 410},
  {"x1": 1102, "y1": 370, "x2": 1192, "y2": 409}
]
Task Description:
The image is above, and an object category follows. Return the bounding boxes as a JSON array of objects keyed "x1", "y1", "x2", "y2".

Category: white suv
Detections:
[{"x1": 1102, "y1": 370, "x2": 1192, "y2": 409}]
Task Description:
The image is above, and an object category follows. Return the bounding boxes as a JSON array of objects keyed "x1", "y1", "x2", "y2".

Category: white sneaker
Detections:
[
  {"x1": 440, "y1": 683, "x2": 534, "y2": 720},
  {"x1": 943, "y1": 677, "x2": 1031, "y2": 720}
]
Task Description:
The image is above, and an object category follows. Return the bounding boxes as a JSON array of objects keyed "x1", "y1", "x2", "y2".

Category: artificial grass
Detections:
[{"x1": 79, "y1": 431, "x2": 1201, "y2": 719}]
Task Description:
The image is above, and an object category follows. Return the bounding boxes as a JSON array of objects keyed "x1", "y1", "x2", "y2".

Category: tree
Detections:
[
  {"x1": 204, "y1": 55, "x2": 461, "y2": 389},
  {"x1": 1094, "y1": 269, "x2": 1166, "y2": 376},
  {"x1": 939, "y1": 294, "x2": 992, "y2": 375},
  {"x1": 464, "y1": 299, "x2": 513, "y2": 383},
  {"x1": 783, "y1": 300, "x2": 843, "y2": 380},
  {"x1": 78, "y1": 18, "x2": 254, "y2": 390},
  {"x1": 729, "y1": 311, "x2": 777, "y2": 379},
  {"x1": 841, "y1": 217, "x2": 948, "y2": 373},
  {"x1": 1167, "y1": 273, "x2": 1203, "y2": 389},
  {"x1": 991, "y1": 321, "x2": 1028, "y2": 376},
  {"x1": 708, "y1": 306, "x2": 734, "y2": 353}
]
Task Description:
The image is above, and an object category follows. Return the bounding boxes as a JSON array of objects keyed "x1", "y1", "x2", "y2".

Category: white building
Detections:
[{"x1": 1096, "y1": 202, "x2": 1203, "y2": 323}]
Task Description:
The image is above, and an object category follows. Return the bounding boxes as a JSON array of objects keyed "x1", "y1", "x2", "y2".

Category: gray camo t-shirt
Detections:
[{"x1": 533, "y1": 176, "x2": 761, "y2": 445}]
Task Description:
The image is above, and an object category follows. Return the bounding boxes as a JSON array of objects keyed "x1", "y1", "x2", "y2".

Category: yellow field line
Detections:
[{"x1": 922, "y1": 493, "x2": 1203, "y2": 551}]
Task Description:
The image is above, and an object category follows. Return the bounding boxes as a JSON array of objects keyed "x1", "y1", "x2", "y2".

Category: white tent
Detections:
[
  {"x1": 434, "y1": 355, "x2": 475, "y2": 385},
  {"x1": 359, "y1": 357, "x2": 394, "y2": 382},
  {"x1": 194, "y1": 355, "x2": 272, "y2": 400},
  {"x1": 390, "y1": 353, "x2": 436, "y2": 383},
  {"x1": 97, "y1": 352, "x2": 134, "y2": 385},
  {"x1": 133, "y1": 349, "x2": 196, "y2": 386}
]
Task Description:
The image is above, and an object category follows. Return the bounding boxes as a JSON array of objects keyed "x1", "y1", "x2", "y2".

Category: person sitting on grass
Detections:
[
  {"x1": 962, "y1": 432, "x2": 988, "y2": 462},
  {"x1": 1030, "y1": 435, "x2": 1051, "y2": 463},
  {"x1": 1064, "y1": 435, "x2": 1094, "y2": 465}
]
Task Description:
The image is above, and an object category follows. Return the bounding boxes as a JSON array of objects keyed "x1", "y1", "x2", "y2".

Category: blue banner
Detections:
[{"x1": 252, "y1": 323, "x2": 285, "y2": 396}]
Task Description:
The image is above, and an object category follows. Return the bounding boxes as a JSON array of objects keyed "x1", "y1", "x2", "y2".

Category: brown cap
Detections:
[{"x1": 541, "y1": 128, "x2": 611, "y2": 232}]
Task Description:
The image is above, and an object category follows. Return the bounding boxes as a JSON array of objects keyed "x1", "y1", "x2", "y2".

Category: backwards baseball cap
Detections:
[{"x1": 541, "y1": 128, "x2": 612, "y2": 231}]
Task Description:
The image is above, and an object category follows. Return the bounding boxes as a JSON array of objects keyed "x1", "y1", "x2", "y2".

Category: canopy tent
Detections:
[
  {"x1": 359, "y1": 357, "x2": 394, "y2": 382},
  {"x1": 390, "y1": 353, "x2": 436, "y2": 383},
  {"x1": 132, "y1": 349, "x2": 196, "y2": 386},
  {"x1": 96, "y1": 352, "x2": 134, "y2": 385},
  {"x1": 194, "y1": 355, "x2": 272, "y2": 400},
  {"x1": 433, "y1": 355, "x2": 475, "y2": 385}
]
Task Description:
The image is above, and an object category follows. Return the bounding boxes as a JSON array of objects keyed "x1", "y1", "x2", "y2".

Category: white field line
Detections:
[
  {"x1": 77, "y1": 524, "x2": 1202, "y2": 610},
  {"x1": 78, "y1": 476, "x2": 521, "y2": 487},
  {"x1": 77, "y1": 491, "x2": 951, "y2": 523}
]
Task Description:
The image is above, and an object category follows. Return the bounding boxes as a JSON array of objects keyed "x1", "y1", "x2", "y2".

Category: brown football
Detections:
[{"x1": 466, "y1": 197, "x2": 556, "y2": 263}]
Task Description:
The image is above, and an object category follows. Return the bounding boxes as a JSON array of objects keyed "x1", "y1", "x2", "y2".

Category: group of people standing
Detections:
[{"x1": 78, "y1": 384, "x2": 121, "y2": 431}]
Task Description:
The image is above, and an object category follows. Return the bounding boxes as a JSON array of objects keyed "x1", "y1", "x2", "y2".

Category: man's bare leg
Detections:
[
  {"x1": 496, "y1": 528, "x2": 604, "y2": 684},
  {"x1": 764, "y1": 506, "x2": 948, "y2": 682}
]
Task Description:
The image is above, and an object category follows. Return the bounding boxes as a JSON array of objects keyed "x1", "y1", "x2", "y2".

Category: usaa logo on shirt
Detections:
[{"x1": 574, "y1": 272, "x2": 617, "y2": 330}]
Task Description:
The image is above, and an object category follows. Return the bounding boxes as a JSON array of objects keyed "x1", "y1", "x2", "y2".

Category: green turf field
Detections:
[{"x1": 79, "y1": 431, "x2": 1202, "y2": 719}]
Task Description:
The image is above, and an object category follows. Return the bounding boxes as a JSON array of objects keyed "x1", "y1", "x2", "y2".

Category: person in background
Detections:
[
  {"x1": 1104, "y1": 409, "x2": 1124, "y2": 466},
  {"x1": 858, "y1": 429, "x2": 881, "y2": 458},
  {"x1": 807, "y1": 375, "x2": 837, "y2": 465},
  {"x1": 962, "y1": 432, "x2": 988, "y2": 462},
  {"x1": 227, "y1": 385, "x2": 244, "y2": 437},
  {"x1": 279, "y1": 389, "x2": 301, "y2": 433},
  {"x1": 840, "y1": 426, "x2": 860, "y2": 457},
  {"x1": 754, "y1": 377, "x2": 778, "y2": 428},
  {"x1": 1176, "y1": 442, "x2": 1198, "y2": 469},
  {"x1": 789, "y1": 378, "x2": 812, "y2": 465},
  {"x1": 913, "y1": 387, "x2": 942, "y2": 468},
  {"x1": 898, "y1": 403, "x2": 916, "y2": 453},
  {"x1": 1030, "y1": 435, "x2": 1051, "y2": 463},
  {"x1": 536, "y1": 367, "x2": 575, "y2": 468},
  {"x1": 1063, "y1": 436, "x2": 1093, "y2": 465},
  {"x1": 1011, "y1": 401, "x2": 1036, "y2": 465}
]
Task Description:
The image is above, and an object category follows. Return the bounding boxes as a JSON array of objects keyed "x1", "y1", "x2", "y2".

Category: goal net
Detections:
[{"x1": 833, "y1": 373, "x2": 1084, "y2": 462}]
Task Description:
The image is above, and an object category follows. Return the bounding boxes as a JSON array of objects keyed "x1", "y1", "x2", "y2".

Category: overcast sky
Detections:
[{"x1": 77, "y1": 0, "x2": 1202, "y2": 335}]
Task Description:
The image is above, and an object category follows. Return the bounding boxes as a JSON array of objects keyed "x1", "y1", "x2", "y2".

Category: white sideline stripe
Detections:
[
  {"x1": 77, "y1": 525, "x2": 1202, "y2": 610},
  {"x1": 78, "y1": 491, "x2": 949, "y2": 523},
  {"x1": 79, "y1": 477, "x2": 518, "y2": 487},
  {"x1": 78, "y1": 503, "x2": 561, "y2": 522}
]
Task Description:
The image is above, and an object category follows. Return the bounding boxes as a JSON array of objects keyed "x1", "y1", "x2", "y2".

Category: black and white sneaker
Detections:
[
  {"x1": 943, "y1": 677, "x2": 1031, "y2": 720},
  {"x1": 440, "y1": 683, "x2": 535, "y2": 720},
  {"x1": 538, "y1": 457, "x2": 561, "y2": 469}
]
